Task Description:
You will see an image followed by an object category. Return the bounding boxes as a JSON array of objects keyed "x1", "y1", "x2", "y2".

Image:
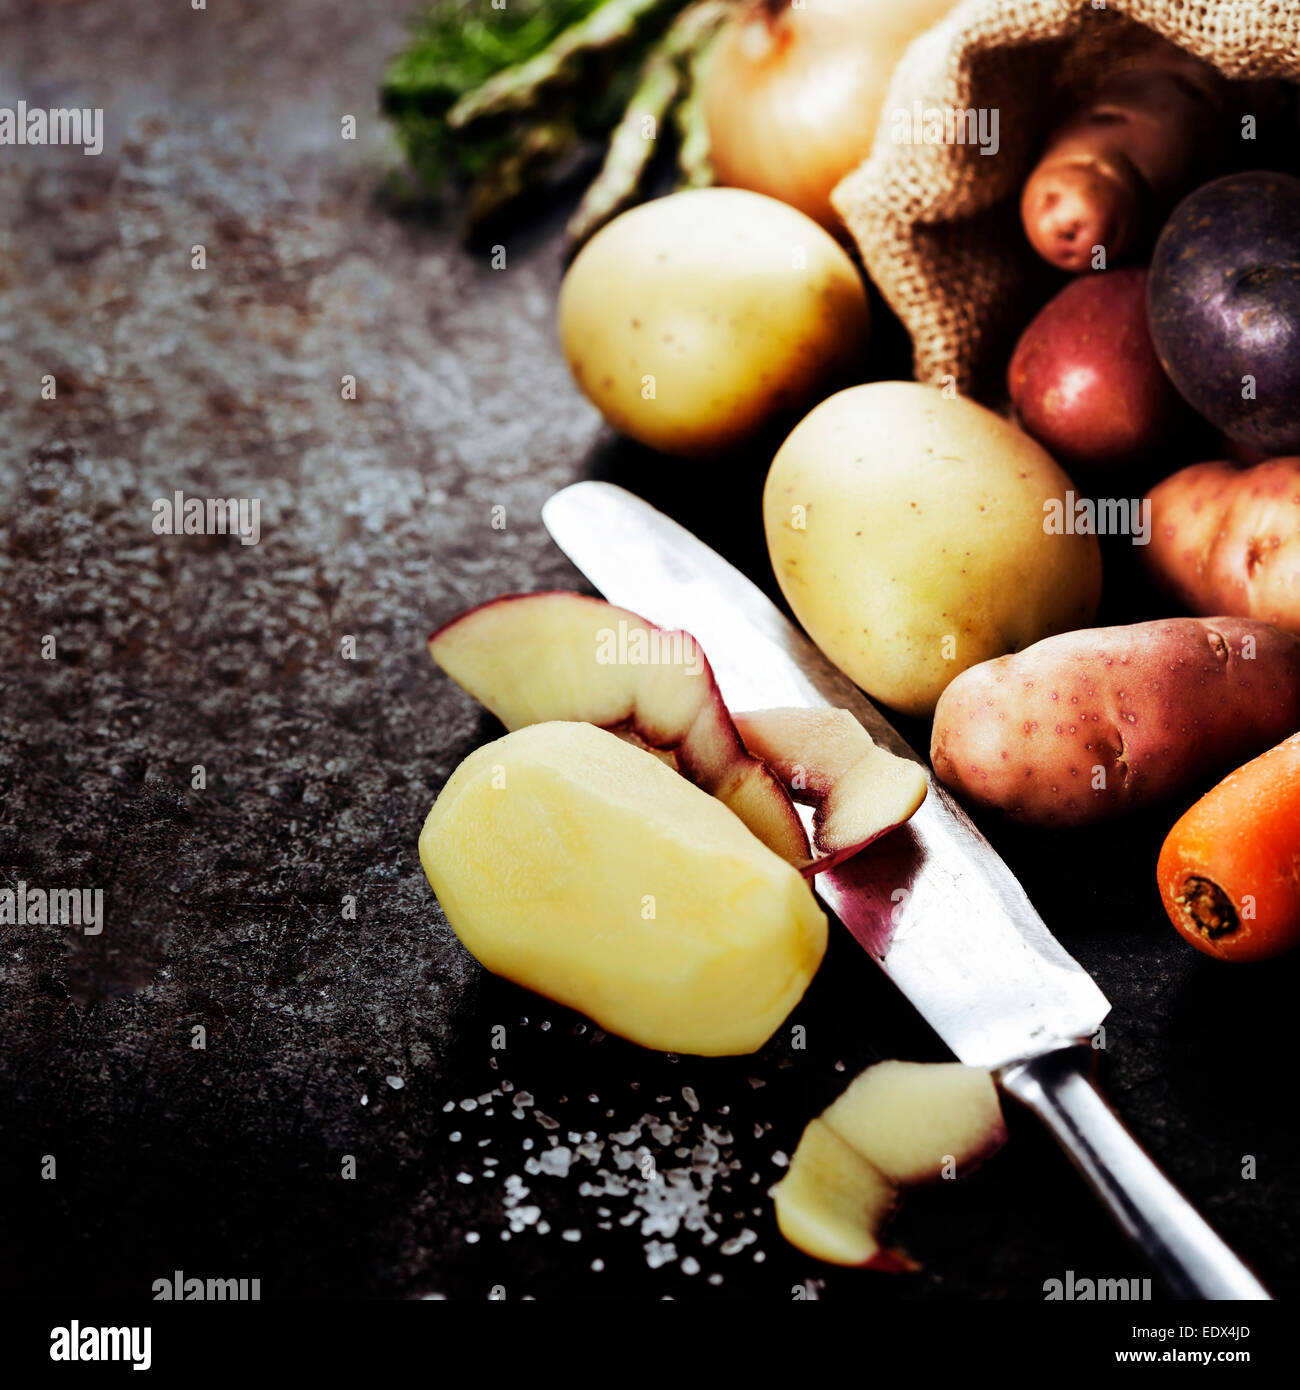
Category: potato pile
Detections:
[{"x1": 553, "y1": 49, "x2": 1300, "y2": 963}]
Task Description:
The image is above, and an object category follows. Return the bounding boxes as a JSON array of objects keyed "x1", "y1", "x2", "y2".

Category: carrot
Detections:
[
  {"x1": 1157, "y1": 732, "x2": 1300, "y2": 962},
  {"x1": 1020, "y1": 58, "x2": 1220, "y2": 272}
]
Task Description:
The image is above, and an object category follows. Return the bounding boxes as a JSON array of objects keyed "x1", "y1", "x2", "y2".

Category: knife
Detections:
[{"x1": 542, "y1": 479, "x2": 1269, "y2": 1301}]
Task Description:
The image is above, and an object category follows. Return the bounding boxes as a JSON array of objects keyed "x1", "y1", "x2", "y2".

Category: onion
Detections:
[{"x1": 702, "y1": 0, "x2": 955, "y2": 230}]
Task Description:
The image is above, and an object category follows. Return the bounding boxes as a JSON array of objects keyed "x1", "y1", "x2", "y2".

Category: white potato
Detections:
[
  {"x1": 559, "y1": 188, "x2": 869, "y2": 457},
  {"x1": 763, "y1": 382, "x2": 1101, "y2": 716}
]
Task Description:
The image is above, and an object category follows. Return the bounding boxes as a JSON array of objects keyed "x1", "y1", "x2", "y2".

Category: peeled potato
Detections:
[
  {"x1": 820, "y1": 1060, "x2": 1006, "y2": 1186},
  {"x1": 419, "y1": 721, "x2": 828, "y2": 1056},
  {"x1": 773, "y1": 1119, "x2": 904, "y2": 1268},
  {"x1": 773, "y1": 1060, "x2": 1006, "y2": 1268}
]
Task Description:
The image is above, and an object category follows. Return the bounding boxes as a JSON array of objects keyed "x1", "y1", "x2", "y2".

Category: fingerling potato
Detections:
[{"x1": 931, "y1": 617, "x2": 1300, "y2": 825}]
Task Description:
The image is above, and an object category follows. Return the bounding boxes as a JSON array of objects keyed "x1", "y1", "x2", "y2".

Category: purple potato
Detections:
[{"x1": 1148, "y1": 171, "x2": 1300, "y2": 454}]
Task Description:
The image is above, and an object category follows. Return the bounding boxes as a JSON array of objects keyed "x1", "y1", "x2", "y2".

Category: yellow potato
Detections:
[
  {"x1": 419, "y1": 721, "x2": 827, "y2": 1056},
  {"x1": 763, "y1": 382, "x2": 1101, "y2": 716},
  {"x1": 773, "y1": 1119, "x2": 901, "y2": 1268},
  {"x1": 558, "y1": 188, "x2": 869, "y2": 458},
  {"x1": 772, "y1": 1059, "x2": 1006, "y2": 1267}
]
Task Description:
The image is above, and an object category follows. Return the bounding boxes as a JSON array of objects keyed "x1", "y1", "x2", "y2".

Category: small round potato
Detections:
[
  {"x1": 558, "y1": 188, "x2": 869, "y2": 457},
  {"x1": 764, "y1": 382, "x2": 1102, "y2": 716}
]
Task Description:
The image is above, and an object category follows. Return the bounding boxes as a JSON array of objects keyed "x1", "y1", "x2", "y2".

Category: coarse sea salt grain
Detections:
[
  {"x1": 538, "y1": 1146, "x2": 572, "y2": 1177},
  {"x1": 720, "y1": 1229, "x2": 756, "y2": 1256},
  {"x1": 509, "y1": 1206, "x2": 541, "y2": 1233},
  {"x1": 444, "y1": 1079, "x2": 776, "y2": 1278},
  {"x1": 644, "y1": 1240, "x2": 676, "y2": 1269}
]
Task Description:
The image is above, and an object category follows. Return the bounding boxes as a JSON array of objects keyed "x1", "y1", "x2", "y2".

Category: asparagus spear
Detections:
[
  {"x1": 448, "y1": 0, "x2": 682, "y2": 129},
  {"x1": 563, "y1": 52, "x2": 681, "y2": 248},
  {"x1": 564, "y1": 0, "x2": 729, "y2": 249},
  {"x1": 382, "y1": 0, "x2": 608, "y2": 189},
  {"x1": 673, "y1": 34, "x2": 717, "y2": 188},
  {"x1": 463, "y1": 120, "x2": 581, "y2": 232}
]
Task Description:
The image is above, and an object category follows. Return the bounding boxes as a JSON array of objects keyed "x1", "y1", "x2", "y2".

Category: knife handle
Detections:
[{"x1": 999, "y1": 1047, "x2": 1270, "y2": 1300}]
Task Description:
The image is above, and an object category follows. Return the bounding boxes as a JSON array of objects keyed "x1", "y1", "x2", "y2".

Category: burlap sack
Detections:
[{"x1": 833, "y1": 0, "x2": 1300, "y2": 401}]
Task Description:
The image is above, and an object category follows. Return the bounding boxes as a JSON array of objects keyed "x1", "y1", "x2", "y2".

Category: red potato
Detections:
[
  {"x1": 930, "y1": 617, "x2": 1300, "y2": 827},
  {"x1": 1021, "y1": 60, "x2": 1220, "y2": 273},
  {"x1": 1145, "y1": 459, "x2": 1300, "y2": 636},
  {"x1": 1007, "y1": 269, "x2": 1182, "y2": 469}
]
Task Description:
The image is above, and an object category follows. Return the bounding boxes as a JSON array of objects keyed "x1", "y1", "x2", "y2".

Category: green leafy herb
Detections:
[
  {"x1": 381, "y1": 0, "x2": 721, "y2": 241},
  {"x1": 382, "y1": 0, "x2": 608, "y2": 188}
]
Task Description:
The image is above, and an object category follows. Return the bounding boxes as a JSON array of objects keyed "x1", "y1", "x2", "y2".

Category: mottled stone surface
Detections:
[{"x1": 1, "y1": 1, "x2": 1295, "y2": 1301}]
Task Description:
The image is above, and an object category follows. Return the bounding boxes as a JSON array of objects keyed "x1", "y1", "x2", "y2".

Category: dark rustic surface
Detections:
[{"x1": 1, "y1": 0, "x2": 1296, "y2": 1302}]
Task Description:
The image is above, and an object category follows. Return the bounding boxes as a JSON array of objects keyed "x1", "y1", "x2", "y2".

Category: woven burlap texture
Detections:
[{"x1": 832, "y1": 0, "x2": 1300, "y2": 400}]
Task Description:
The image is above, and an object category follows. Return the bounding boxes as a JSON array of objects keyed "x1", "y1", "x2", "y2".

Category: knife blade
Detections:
[
  {"x1": 541, "y1": 480, "x2": 1270, "y2": 1299},
  {"x1": 542, "y1": 479, "x2": 1105, "y2": 1069}
]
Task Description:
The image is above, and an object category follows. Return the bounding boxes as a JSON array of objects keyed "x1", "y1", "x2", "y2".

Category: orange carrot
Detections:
[{"x1": 1157, "y1": 732, "x2": 1300, "y2": 962}]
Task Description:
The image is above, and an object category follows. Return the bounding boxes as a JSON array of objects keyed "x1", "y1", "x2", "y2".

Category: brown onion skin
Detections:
[{"x1": 703, "y1": 0, "x2": 956, "y2": 231}]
